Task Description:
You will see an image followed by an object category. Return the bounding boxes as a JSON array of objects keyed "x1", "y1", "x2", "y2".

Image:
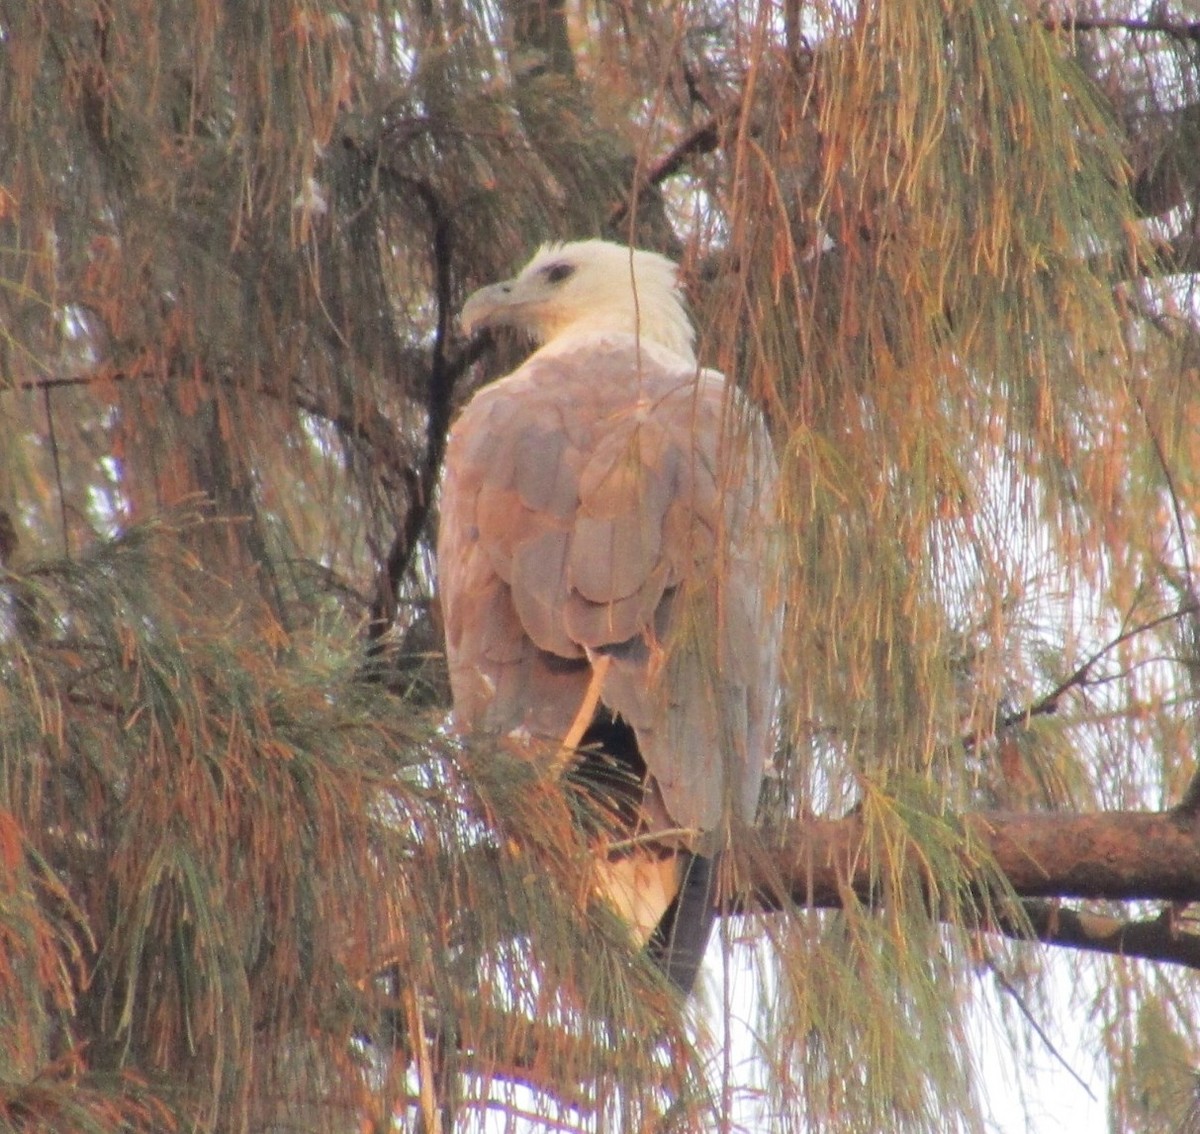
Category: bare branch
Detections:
[
  {"x1": 7, "y1": 368, "x2": 134, "y2": 393},
  {"x1": 357, "y1": 160, "x2": 469, "y2": 649},
  {"x1": 609, "y1": 108, "x2": 732, "y2": 231},
  {"x1": 41, "y1": 385, "x2": 71, "y2": 558},
  {"x1": 1043, "y1": 15, "x2": 1200, "y2": 43},
  {"x1": 961, "y1": 602, "x2": 1200, "y2": 751},
  {"x1": 989, "y1": 962, "x2": 1098, "y2": 1096}
]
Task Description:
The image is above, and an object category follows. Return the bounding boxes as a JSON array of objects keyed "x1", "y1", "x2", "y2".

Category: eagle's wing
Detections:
[{"x1": 438, "y1": 333, "x2": 779, "y2": 838}]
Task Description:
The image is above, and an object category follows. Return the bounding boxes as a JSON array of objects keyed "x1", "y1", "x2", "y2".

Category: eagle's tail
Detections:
[{"x1": 648, "y1": 851, "x2": 717, "y2": 995}]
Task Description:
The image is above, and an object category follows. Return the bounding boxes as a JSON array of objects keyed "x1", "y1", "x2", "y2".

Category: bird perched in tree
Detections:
[{"x1": 439, "y1": 239, "x2": 779, "y2": 994}]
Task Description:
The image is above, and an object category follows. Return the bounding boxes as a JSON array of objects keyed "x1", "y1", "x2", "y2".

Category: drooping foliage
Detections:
[
  {"x1": 0, "y1": 514, "x2": 703, "y2": 1130},
  {"x1": 2, "y1": 1, "x2": 1200, "y2": 1130}
]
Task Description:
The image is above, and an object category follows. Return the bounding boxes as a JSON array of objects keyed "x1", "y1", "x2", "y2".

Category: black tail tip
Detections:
[{"x1": 648, "y1": 852, "x2": 719, "y2": 995}]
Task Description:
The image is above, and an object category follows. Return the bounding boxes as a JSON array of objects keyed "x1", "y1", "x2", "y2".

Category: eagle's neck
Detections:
[{"x1": 536, "y1": 304, "x2": 696, "y2": 365}]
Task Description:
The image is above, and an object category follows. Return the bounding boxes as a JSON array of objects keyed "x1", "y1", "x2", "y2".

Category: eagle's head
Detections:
[{"x1": 460, "y1": 239, "x2": 695, "y2": 363}]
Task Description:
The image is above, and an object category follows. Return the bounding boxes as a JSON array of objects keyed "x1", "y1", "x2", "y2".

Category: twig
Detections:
[
  {"x1": 1129, "y1": 385, "x2": 1200, "y2": 813},
  {"x1": 8, "y1": 368, "x2": 134, "y2": 393},
  {"x1": 7, "y1": 365, "x2": 418, "y2": 486},
  {"x1": 609, "y1": 106, "x2": 736, "y2": 230},
  {"x1": 42, "y1": 385, "x2": 71, "y2": 559},
  {"x1": 406, "y1": 985, "x2": 444, "y2": 1134},
  {"x1": 365, "y1": 173, "x2": 473, "y2": 653},
  {"x1": 961, "y1": 603, "x2": 1200, "y2": 751},
  {"x1": 988, "y1": 961, "x2": 1097, "y2": 1099},
  {"x1": 606, "y1": 827, "x2": 701, "y2": 855},
  {"x1": 291, "y1": 390, "x2": 415, "y2": 480}
]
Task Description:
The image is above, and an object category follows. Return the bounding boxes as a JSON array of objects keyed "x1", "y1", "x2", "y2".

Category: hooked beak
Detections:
[{"x1": 460, "y1": 280, "x2": 520, "y2": 336}]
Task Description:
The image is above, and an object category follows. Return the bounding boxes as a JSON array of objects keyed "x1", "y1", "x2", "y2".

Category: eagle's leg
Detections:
[{"x1": 569, "y1": 708, "x2": 716, "y2": 994}]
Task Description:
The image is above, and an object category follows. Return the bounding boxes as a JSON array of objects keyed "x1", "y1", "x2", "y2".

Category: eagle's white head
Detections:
[{"x1": 460, "y1": 239, "x2": 696, "y2": 364}]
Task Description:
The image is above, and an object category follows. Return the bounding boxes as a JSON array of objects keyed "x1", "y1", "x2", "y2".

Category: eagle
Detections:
[{"x1": 438, "y1": 239, "x2": 779, "y2": 993}]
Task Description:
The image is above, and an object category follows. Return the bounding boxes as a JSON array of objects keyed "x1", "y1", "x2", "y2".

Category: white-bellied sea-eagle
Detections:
[{"x1": 438, "y1": 239, "x2": 779, "y2": 993}]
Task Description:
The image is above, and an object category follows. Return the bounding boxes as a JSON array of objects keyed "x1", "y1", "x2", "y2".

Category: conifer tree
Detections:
[{"x1": 2, "y1": 2, "x2": 1200, "y2": 1129}]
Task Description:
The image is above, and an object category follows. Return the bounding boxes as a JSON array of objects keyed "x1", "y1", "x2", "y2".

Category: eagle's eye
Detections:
[{"x1": 542, "y1": 262, "x2": 575, "y2": 284}]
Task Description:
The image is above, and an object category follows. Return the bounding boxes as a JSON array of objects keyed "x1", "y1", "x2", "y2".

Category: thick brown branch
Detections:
[
  {"x1": 764, "y1": 809, "x2": 1200, "y2": 908},
  {"x1": 751, "y1": 809, "x2": 1200, "y2": 967},
  {"x1": 509, "y1": 0, "x2": 579, "y2": 85}
]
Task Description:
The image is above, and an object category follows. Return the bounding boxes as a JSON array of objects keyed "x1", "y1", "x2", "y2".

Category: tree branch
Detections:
[
  {"x1": 751, "y1": 808, "x2": 1200, "y2": 968},
  {"x1": 996, "y1": 900, "x2": 1200, "y2": 969},
  {"x1": 988, "y1": 960, "x2": 1099, "y2": 1097},
  {"x1": 608, "y1": 108, "x2": 732, "y2": 231},
  {"x1": 1043, "y1": 15, "x2": 1200, "y2": 43},
  {"x1": 765, "y1": 809, "x2": 1200, "y2": 908},
  {"x1": 961, "y1": 601, "x2": 1200, "y2": 751},
  {"x1": 356, "y1": 156, "x2": 473, "y2": 651}
]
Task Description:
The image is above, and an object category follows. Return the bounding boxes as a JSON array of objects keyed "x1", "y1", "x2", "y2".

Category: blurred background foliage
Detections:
[{"x1": 2, "y1": 1, "x2": 1200, "y2": 1130}]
